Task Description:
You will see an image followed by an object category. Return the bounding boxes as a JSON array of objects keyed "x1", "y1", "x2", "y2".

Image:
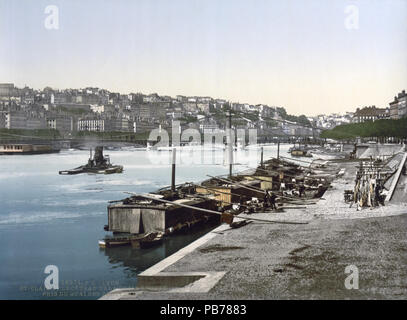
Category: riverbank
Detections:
[
  {"x1": 0, "y1": 146, "x2": 288, "y2": 299},
  {"x1": 101, "y1": 213, "x2": 407, "y2": 300},
  {"x1": 101, "y1": 157, "x2": 407, "y2": 300}
]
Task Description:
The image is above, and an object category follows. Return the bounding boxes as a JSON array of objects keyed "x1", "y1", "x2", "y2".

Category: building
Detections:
[
  {"x1": 3, "y1": 111, "x2": 27, "y2": 129},
  {"x1": 0, "y1": 83, "x2": 15, "y2": 97},
  {"x1": 258, "y1": 105, "x2": 275, "y2": 118},
  {"x1": 389, "y1": 90, "x2": 407, "y2": 120},
  {"x1": 91, "y1": 104, "x2": 116, "y2": 114},
  {"x1": 26, "y1": 117, "x2": 47, "y2": 129},
  {"x1": 47, "y1": 116, "x2": 74, "y2": 132},
  {"x1": 199, "y1": 118, "x2": 219, "y2": 134},
  {"x1": 143, "y1": 93, "x2": 161, "y2": 103},
  {"x1": 197, "y1": 102, "x2": 210, "y2": 114},
  {"x1": 182, "y1": 102, "x2": 198, "y2": 113},
  {"x1": 109, "y1": 117, "x2": 131, "y2": 132},
  {"x1": 176, "y1": 95, "x2": 187, "y2": 102},
  {"x1": 57, "y1": 103, "x2": 91, "y2": 112},
  {"x1": 80, "y1": 94, "x2": 99, "y2": 105},
  {"x1": 167, "y1": 111, "x2": 183, "y2": 119},
  {"x1": 389, "y1": 99, "x2": 399, "y2": 119},
  {"x1": 133, "y1": 120, "x2": 159, "y2": 133},
  {"x1": 133, "y1": 103, "x2": 166, "y2": 120},
  {"x1": 352, "y1": 106, "x2": 389, "y2": 123},
  {"x1": 0, "y1": 112, "x2": 6, "y2": 128},
  {"x1": 398, "y1": 91, "x2": 407, "y2": 118},
  {"x1": 53, "y1": 92, "x2": 70, "y2": 104},
  {"x1": 77, "y1": 118, "x2": 106, "y2": 132}
]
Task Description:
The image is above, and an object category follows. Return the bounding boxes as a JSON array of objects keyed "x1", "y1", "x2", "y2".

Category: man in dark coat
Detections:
[{"x1": 269, "y1": 192, "x2": 277, "y2": 210}]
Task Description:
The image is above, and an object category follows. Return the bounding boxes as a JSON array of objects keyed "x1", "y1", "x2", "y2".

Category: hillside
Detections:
[{"x1": 320, "y1": 118, "x2": 407, "y2": 140}]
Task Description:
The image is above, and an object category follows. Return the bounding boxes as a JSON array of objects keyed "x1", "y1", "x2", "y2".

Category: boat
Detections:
[
  {"x1": 289, "y1": 144, "x2": 313, "y2": 157},
  {"x1": 132, "y1": 232, "x2": 164, "y2": 249},
  {"x1": 99, "y1": 232, "x2": 164, "y2": 249},
  {"x1": 0, "y1": 143, "x2": 60, "y2": 155},
  {"x1": 103, "y1": 166, "x2": 123, "y2": 174},
  {"x1": 59, "y1": 146, "x2": 123, "y2": 175},
  {"x1": 98, "y1": 236, "x2": 135, "y2": 248},
  {"x1": 291, "y1": 148, "x2": 313, "y2": 157}
]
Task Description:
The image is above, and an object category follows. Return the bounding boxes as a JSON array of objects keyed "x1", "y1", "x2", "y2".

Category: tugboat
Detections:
[{"x1": 59, "y1": 146, "x2": 123, "y2": 175}]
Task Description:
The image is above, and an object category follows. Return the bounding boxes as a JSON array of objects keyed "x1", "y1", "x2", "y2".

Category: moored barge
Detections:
[{"x1": 0, "y1": 143, "x2": 60, "y2": 155}]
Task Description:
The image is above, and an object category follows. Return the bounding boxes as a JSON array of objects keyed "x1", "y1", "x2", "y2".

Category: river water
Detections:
[{"x1": 0, "y1": 144, "x2": 292, "y2": 299}]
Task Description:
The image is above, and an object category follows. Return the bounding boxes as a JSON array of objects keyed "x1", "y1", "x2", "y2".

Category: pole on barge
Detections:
[
  {"x1": 277, "y1": 140, "x2": 280, "y2": 160},
  {"x1": 125, "y1": 192, "x2": 309, "y2": 225},
  {"x1": 171, "y1": 148, "x2": 176, "y2": 194},
  {"x1": 260, "y1": 147, "x2": 264, "y2": 168},
  {"x1": 228, "y1": 110, "x2": 233, "y2": 178}
]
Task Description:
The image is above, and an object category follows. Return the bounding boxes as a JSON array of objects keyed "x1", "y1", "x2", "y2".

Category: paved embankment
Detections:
[
  {"x1": 101, "y1": 213, "x2": 407, "y2": 300},
  {"x1": 101, "y1": 159, "x2": 407, "y2": 300}
]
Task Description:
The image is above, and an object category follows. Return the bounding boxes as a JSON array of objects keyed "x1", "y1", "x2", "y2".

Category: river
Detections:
[{"x1": 0, "y1": 144, "x2": 292, "y2": 299}]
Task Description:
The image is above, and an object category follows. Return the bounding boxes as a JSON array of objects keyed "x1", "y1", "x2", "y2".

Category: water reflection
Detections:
[
  {"x1": 101, "y1": 224, "x2": 219, "y2": 277},
  {"x1": 0, "y1": 145, "x2": 290, "y2": 299}
]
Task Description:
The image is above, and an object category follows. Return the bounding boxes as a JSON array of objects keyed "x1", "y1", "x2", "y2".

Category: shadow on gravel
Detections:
[{"x1": 199, "y1": 244, "x2": 245, "y2": 253}]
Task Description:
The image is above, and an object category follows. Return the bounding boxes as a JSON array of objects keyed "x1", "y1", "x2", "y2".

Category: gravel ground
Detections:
[
  {"x1": 108, "y1": 160, "x2": 407, "y2": 300},
  {"x1": 117, "y1": 213, "x2": 407, "y2": 300}
]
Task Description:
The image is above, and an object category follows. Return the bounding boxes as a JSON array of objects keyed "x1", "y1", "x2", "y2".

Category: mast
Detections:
[{"x1": 228, "y1": 110, "x2": 233, "y2": 177}]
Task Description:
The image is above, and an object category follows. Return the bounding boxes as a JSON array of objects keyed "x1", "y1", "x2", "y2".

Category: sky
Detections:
[{"x1": 0, "y1": 0, "x2": 406, "y2": 116}]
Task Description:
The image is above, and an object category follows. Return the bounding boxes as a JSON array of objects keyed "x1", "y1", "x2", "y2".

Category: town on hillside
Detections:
[{"x1": 1, "y1": 83, "x2": 405, "y2": 142}]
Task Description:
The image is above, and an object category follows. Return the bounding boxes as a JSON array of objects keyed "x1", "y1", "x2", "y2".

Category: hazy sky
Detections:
[{"x1": 1, "y1": 0, "x2": 406, "y2": 116}]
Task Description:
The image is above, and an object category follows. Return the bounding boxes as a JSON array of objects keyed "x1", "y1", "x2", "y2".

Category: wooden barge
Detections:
[
  {"x1": 106, "y1": 195, "x2": 220, "y2": 235},
  {"x1": 196, "y1": 178, "x2": 263, "y2": 206},
  {"x1": 101, "y1": 157, "x2": 335, "y2": 249}
]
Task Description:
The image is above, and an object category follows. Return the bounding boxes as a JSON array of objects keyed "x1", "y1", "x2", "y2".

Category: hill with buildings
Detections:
[{"x1": 320, "y1": 117, "x2": 407, "y2": 141}]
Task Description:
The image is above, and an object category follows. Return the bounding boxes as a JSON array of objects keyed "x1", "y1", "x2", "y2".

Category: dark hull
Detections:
[
  {"x1": 99, "y1": 232, "x2": 163, "y2": 248},
  {"x1": 59, "y1": 165, "x2": 123, "y2": 175},
  {"x1": 139, "y1": 238, "x2": 163, "y2": 249}
]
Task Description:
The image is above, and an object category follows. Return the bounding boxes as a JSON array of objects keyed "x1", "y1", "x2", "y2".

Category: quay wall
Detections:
[{"x1": 356, "y1": 144, "x2": 405, "y2": 159}]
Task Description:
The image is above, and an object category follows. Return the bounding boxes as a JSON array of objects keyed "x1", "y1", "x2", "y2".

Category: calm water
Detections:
[{"x1": 0, "y1": 144, "x2": 291, "y2": 299}]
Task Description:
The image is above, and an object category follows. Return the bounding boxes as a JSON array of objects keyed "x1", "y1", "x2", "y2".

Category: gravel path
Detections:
[
  {"x1": 106, "y1": 160, "x2": 407, "y2": 300},
  {"x1": 115, "y1": 213, "x2": 407, "y2": 300}
]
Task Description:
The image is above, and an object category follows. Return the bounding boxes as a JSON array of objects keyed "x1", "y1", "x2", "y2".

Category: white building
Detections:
[{"x1": 77, "y1": 119, "x2": 106, "y2": 132}]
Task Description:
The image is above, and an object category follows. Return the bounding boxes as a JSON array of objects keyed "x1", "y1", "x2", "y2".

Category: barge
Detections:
[
  {"x1": 106, "y1": 191, "x2": 220, "y2": 235},
  {"x1": 101, "y1": 156, "x2": 334, "y2": 249},
  {"x1": 98, "y1": 232, "x2": 163, "y2": 248},
  {"x1": 290, "y1": 147, "x2": 313, "y2": 157},
  {"x1": 0, "y1": 143, "x2": 60, "y2": 155}
]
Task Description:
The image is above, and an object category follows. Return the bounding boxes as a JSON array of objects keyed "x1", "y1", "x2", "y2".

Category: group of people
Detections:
[
  {"x1": 279, "y1": 180, "x2": 306, "y2": 198},
  {"x1": 263, "y1": 179, "x2": 309, "y2": 210}
]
